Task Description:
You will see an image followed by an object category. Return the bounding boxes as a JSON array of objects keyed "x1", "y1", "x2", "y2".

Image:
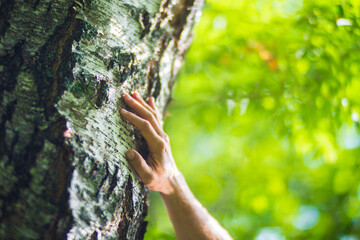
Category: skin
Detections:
[{"x1": 120, "y1": 92, "x2": 233, "y2": 240}]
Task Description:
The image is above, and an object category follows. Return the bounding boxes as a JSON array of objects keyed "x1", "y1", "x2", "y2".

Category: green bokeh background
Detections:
[{"x1": 145, "y1": 0, "x2": 360, "y2": 239}]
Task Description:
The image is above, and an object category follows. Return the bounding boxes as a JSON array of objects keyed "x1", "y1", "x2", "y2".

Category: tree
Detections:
[{"x1": 0, "y1": 0, "x2": 203, "y2": 239}]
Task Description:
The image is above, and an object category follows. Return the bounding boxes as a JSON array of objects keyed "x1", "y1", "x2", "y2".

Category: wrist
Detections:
[{"x1": 160, "y1": 170, "x2": 185, "y2": 197}]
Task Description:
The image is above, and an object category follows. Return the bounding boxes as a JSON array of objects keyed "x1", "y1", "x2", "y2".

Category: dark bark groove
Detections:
[{"x1": 0, "y1": 4, "x2": 82, "y2": 239}]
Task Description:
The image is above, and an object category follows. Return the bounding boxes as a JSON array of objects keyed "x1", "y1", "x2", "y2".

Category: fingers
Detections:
[
  {"x1": 148, "y1": 97, "x2": 157, "y2": 111},
  {"x1": 148, "y1": 97, "x2": 164, "y2": 128},
  {"x1": 126, "y1": 150, "x2": 154, "y2": 185},
  {"x1": 120, "y1": 109, "x2": 163, "y2": 151},
  {"x1": 123, "y1": 93, "x2": 163, "y2": 135},
  {"x1": 132, "y1": 92, "x2": 157, "y2": 115}
]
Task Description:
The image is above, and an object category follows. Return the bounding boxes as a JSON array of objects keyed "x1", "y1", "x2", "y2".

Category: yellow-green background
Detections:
[{"x1": 146, "y1": 0, "x2": 360, "y2": 239}]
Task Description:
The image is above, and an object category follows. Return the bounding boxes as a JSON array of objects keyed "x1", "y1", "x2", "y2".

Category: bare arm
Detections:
[{"x1": 120, "y1": 92, "x2": 232, "y2": 240}]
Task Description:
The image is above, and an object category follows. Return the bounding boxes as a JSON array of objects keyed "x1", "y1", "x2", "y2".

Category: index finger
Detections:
[
  {"x1": 123, "y1": 93, "x2": 164, "y2": 135},
  {"x1": 120, "y1": 108, "x2": 163, "y2": 152}
]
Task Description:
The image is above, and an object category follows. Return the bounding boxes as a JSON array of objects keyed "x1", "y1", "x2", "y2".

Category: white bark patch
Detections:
[
  {"x1": 58, "y1": 0, "x2": 163, "y2": 238},
  {"x1": 57, "y1": 0, "x2": 203, "y2": 238}
]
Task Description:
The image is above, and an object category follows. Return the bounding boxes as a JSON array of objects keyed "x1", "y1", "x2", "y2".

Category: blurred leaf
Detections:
[{"x1": 145, "y1": 0, "x2": 360, "y2": 239}]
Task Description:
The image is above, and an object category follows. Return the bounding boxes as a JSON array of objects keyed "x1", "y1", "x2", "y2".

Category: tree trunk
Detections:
[{"x1": 0, "y1": 0, "x2": 203, "y2": 239}]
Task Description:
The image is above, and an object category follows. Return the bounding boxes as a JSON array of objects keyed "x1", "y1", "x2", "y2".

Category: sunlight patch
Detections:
[
  {"x1": 292, "y1": 205, "x2": 320, "y2": 230},
  {"x1": 255, "y1": 227, "x2": 285, "y2": 240}
]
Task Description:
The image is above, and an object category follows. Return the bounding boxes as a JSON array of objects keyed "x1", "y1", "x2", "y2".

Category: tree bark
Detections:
[{"x1": 0, "y1": 0, "x2": 203, "y2": 239}]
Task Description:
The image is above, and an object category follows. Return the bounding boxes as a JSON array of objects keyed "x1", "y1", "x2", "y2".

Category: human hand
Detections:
[
  {"x1": 121, "y1": 94, "x2": 232, "y2": 240},
  {"x1": 120, "y1": 92, "x2": 180, "y2": 195}
]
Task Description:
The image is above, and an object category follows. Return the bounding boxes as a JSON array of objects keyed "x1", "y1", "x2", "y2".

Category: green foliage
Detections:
[{"x1": 146, "y1": 0, "x2": 360, "y2": 239}]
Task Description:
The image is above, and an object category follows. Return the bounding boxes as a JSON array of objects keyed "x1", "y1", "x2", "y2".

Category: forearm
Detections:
[{"x1": 160, "y1": 172, "x2": 232, "y2": 240}]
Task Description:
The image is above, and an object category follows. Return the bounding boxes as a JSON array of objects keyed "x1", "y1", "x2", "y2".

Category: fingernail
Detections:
[
  {"x1": 120, "y1": 109, "x2": 127, "y2": 114},
  {"x1": 126, "y1": 151, "x2": 135, "y2": 160}
]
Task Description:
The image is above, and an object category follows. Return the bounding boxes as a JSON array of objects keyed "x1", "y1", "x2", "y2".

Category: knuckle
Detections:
[
  {"x1": 146, "y1": 111, "x2": 156, "y2": 122},
  {"x1": 145, "y1": 109, "x2": 157, "y2": 121},
  {"x1": 158, "y1": 140, "x2": 167, "y2": 151},
  {"x1": 150, "y1": 109, "x2": 158, "y2": 117},
  {"x1": 141, "y1": 120, "x2": 151, "y2": 130},
  {"x1": 154, "y1": 115, "x2": 162, "y2": 124},
  {"x1": 163, "y1": 134, "x2": 170, "y2": 143},
  {"x1": 154, "y1": 110, "x2": 161, "y2": 118}
]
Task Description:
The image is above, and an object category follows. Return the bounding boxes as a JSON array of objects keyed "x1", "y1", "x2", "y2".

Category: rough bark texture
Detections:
[{"x1": 0, "y1": 0, "x2": 203, "y2": 239}]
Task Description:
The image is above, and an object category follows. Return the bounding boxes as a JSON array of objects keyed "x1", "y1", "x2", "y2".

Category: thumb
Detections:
[{"x1": 126, "y1": 150, "x2": 153, "y2": 185}]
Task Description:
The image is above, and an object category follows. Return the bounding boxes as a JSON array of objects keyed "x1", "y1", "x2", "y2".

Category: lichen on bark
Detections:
[{"x1": 0, "y1": 0, "x2": 203, "y2": 239}]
